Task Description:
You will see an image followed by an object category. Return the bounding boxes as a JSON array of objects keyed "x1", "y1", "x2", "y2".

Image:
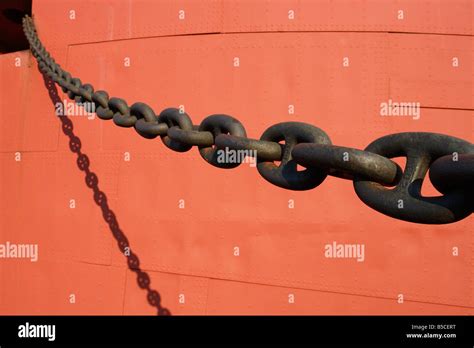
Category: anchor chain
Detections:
[{"x1": 22, "y1": 15, "x2": 473, "y2": 224}]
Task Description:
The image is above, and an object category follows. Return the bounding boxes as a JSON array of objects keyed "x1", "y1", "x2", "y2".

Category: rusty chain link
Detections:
[{"x1": 22, "y1": 15, "x2": 473, "y2": 224}]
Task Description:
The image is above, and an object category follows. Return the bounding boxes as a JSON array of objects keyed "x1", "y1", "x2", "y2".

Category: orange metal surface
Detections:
[{"x1": 0, "y1": 0, "x2": 473, "y2": 315}]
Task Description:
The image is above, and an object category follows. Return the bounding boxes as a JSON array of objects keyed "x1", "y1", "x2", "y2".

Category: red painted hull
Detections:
[{"x1": 0, "y1": 0, "x2": 473, "y2": 315}]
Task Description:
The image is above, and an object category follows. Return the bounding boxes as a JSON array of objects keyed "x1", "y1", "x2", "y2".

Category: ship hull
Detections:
[{"x1": 0, "y1": 0, "x2": 473, "y2": 315}]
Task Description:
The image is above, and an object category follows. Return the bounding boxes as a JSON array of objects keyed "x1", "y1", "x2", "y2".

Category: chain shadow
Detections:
[{"x1": 39, "y1": 69, "x2": 171, "y2": 316}]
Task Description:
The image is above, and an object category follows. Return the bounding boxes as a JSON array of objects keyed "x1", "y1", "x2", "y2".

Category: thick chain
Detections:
[{"x1": 22, "y1": 15, "x2": 473, "y2": 224}]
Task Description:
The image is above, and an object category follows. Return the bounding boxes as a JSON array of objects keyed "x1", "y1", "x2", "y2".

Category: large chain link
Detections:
[{"x1": 22, "y1": 15, "x2": 473, "y2": 224}]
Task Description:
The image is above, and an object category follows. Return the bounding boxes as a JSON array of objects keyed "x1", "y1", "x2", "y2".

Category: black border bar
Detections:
[{"x1": 0, "y1": 315, "x2": 473, "y2": 345}]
